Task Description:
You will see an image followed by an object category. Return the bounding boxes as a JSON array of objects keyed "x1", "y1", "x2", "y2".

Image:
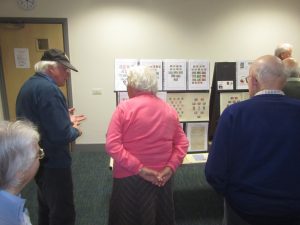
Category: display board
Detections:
[{"x1": 115, "y1": 59, "x2": 253, "y2": 153}]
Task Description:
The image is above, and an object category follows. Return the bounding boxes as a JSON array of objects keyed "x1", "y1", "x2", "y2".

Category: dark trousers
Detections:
[
  {"x1": 223, "y1": 200, "x2": 250, "y2": 225},
  {"x1": 35, "y1": 167, "x2": 75, "y2": 225}
]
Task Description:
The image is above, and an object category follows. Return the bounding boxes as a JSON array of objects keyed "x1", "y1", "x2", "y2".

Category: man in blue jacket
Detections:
[
  {"x1": 205, "y1": 55, "x2": 300, "y2": 225},
  {"x1": 16, "y1": 49, "x2": 86, "y2": 225}
]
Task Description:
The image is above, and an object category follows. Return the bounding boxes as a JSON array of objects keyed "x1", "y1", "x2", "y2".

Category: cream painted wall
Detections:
[{"x1": 1, "y1": 0, "x2": 299, "y2": 143}]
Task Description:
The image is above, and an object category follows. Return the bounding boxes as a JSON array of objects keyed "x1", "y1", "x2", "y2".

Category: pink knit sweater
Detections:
[{"x1": 105, "y1": 93, "x2": 189, "y2": 178}]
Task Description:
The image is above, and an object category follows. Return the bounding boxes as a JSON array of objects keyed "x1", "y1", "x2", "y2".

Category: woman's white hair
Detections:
[
  {"x1": 127, "y1": 66, "x2": 158, "y2": 93},
  {"x1": 34, "y1": 60, "x2": 58, "y2": 73},
  {"x1": 0, "y1": 120, "x2": 39, "y2": 189}
]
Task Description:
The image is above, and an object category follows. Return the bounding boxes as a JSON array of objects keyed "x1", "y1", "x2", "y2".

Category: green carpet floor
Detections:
[{"x1": 22, "y1": 149, "x2": 223, "y2": 225}]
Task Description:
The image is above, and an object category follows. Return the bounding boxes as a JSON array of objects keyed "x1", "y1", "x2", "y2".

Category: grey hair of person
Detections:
[
  {"x1": 34, "y1": 60, "x2": 58, "y2": 73},
  {"x1": 0, "y1": 120, "x2": 40, "y2": 189},
  {"x1": 286, "y1": 67, "x2": 300, "y2": 77},
  {"x1": 283, "y1": 58, "x2": 300, "y2": 78},
  {"x1": 285, "y1": 67, "x2": 300, "y2": 78},
  {"x1": 252, "y1": 55, "x2": 287, "y2": 84},
  {"x1": 127, "y1": 66, "x2": 158, "y2": 94},
  {"x1": 274, "y1": 43, "x2": 293, "y2": 57}
]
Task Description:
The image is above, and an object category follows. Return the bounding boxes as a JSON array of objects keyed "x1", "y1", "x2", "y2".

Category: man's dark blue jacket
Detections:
[
  {"x1": 16, "y1": 73, "x2": 80, "y2": 168},
  {"x1": 205, "y1": 94, "x2": 300, "y2": 218}
]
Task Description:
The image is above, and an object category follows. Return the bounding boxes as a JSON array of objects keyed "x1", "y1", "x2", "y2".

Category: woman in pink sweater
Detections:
[{"x1": 106, "y1": 66, "x2": 189, "y2": 225}]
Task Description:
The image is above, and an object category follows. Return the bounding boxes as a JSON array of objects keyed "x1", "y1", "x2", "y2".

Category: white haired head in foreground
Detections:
[{"x1": 126, "y1": 66, "x2": 158, "y2": 97}]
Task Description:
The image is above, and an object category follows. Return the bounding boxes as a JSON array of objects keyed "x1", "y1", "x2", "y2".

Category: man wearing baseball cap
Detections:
[{"x1": 16, "y1": 48, "x2": 86, "y2": 225}]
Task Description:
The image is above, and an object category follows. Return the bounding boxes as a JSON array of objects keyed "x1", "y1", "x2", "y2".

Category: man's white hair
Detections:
[{"x1": 34, "y1": 61, "x2": 58, "y2": 73}]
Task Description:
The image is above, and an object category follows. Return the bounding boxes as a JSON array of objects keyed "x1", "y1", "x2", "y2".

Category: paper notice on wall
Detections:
[{"x1": 14, "y1": 48, "x2": 30, "y2": 69}]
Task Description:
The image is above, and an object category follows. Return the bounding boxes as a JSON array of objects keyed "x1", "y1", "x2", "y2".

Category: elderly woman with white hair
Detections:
[
  {"x1": 106, "y1": 66, "x2": 189, "y2": 225},
  {"x1": 274, "y1": 43, "x2": 293, "y2": 60},
  {"x1": 0, "y1": 120, "x2": 43, "y2": 225}
]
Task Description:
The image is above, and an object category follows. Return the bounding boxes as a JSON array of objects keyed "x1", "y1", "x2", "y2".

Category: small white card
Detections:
[{"x1": 217, "y1": 80, "x2": 234, "y2": 90}]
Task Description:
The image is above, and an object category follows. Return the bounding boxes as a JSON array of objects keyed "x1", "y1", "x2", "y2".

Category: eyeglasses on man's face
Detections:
[{"x1": 245, "y1": 75, "x2": 251, "y2": 83}]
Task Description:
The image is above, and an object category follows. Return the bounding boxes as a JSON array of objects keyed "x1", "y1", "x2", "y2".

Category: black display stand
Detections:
[{"x1": 208, "y1": 62, "x2": 236, "y2": 142}]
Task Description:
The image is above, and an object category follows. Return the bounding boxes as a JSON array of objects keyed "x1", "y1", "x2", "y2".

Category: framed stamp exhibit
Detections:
[
  {"x1": 167, "y1": 92, "x2": 209, "y2": 121},
  {"x1": 163, "y1": 59, "x2": 187, "y2": 90},
  {"x1": 186, "y1": 122, "x2": 208, "y2": 152},
  {"x1": 188, "y1": 60, "x2": 210, "y2": 90},
  {"x1": 220, "y1": 92, "x2": 249, "y2": 114}
]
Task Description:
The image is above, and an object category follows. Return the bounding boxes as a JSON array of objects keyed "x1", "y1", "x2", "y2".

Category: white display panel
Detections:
[
  {"x1": 114, "y1": 59, "x2": 138, "y2": 91},
  {"x1": 163, "y1": 59, "x2": 187, "y2": 90},
  {"x1": 139, "y1": 59, "x2": 163, "y2": 91},
  {"x1": 188, "y1": 60, "x2": 210, "y2": 90},
  {"x1": 236, "y1": 60, "x2": 253, "y2": 90}
]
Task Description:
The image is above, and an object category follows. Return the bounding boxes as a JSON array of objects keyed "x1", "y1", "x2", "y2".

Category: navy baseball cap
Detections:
[{"x1": 41, "y1": 49, "x2": 78, "y2": 72}]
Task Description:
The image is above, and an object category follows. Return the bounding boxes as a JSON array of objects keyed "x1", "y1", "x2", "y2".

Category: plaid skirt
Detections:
[{"x1": 108, "y1": 175, "x2": 176, "y2": 225}]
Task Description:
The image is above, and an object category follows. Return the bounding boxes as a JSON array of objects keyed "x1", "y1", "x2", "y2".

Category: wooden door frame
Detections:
[{"x1": 0, "y1": 17, "x2": 73, "y2": 120}]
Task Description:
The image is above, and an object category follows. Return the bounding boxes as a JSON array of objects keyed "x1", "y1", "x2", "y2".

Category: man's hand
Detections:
[{"x1": 69, "y1": 107, "x2": 87, "y2": 126}]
